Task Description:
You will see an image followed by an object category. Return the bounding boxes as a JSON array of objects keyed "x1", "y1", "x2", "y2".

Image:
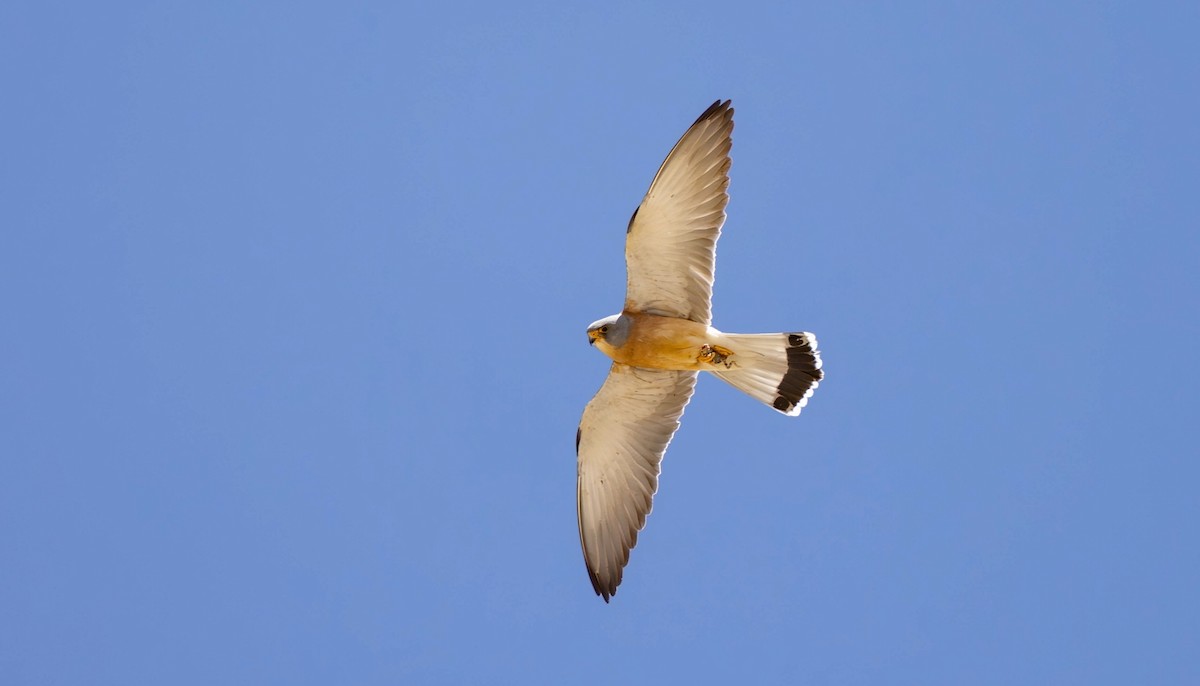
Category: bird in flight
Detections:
[{"x1": 576, "y1": 100, "x2": 824, "y2": 602}]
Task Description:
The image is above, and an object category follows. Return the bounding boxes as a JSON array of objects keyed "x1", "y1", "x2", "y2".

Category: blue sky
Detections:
[{"x1": 3, "y1": 1, "x2": 1198, "y2": 683}]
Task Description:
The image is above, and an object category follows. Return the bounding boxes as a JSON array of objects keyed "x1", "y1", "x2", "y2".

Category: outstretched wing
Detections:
[
  {"x1": 624, "y1": 100, "x2": 734, "y2": 325},
  {"x1": 576, "y1": 364, "x2": 697, "y2": 601}
]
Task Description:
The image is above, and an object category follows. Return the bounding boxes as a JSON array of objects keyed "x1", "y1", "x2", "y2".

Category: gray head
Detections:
[{"x1": 586, "y1": 313, "x2": 632, "y2": 348}]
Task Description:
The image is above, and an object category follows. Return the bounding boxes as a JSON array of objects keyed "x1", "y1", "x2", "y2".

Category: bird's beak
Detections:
[{"x1": 587, "y1": 330, "x2": 598, "y2": 346}]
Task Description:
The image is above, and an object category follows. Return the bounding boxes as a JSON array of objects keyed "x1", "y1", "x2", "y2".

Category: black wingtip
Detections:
[
  {"x1": 585, "y1": 564, "x2": 615, "y2": 603},
  {"x1": 693, "y1": 99, "x2": 733, "y2": 126}
]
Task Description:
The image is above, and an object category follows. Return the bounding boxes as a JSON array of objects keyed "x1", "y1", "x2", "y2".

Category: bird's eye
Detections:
[{"x1": 600, "y1": 326, "x2": 609, "y2": 334}]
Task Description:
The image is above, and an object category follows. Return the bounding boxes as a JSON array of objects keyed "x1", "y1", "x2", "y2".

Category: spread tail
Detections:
[{"x1": 709, "y1": 332, "x2": 823, "y2": 416}]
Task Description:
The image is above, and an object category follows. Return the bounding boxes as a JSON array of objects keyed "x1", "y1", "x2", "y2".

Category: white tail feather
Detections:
[{"x1": 709, "y1": 332, "x2": 823, "y2": 416}]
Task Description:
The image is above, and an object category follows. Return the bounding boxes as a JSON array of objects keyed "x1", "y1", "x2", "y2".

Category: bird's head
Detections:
[{"x1": 586, "y1": 313, "x2": 630, "y2": 351}]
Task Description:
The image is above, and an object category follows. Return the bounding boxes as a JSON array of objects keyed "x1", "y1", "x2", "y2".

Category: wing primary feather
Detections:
[
  {"x1": 692, "y1": 99, "x2": 729, "y2": 126},
  {"x1": 623, "y1": 100, "x2": 734, "y2": 324},
  {"x1": 576, "y1": 365, "x2": 697, "y2": 601}
]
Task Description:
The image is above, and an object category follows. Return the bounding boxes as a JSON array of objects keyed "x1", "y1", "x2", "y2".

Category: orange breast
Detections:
[{"x1": 607, "y1": 312, "x2": 713, "y2": 371}]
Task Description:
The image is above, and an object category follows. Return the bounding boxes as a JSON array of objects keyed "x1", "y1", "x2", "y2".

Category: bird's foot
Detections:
[{"x1": 698, "y1": 344, "x2": 737, "y2": 369}]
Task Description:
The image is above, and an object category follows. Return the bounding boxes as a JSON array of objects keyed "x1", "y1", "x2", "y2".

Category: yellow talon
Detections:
[{"x1": 698, "y1": 344, "x2": 735, "y2": 366}]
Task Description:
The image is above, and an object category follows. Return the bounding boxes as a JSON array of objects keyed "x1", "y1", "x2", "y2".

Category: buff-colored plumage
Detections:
[{"x1": 577, "y1": 101, "x2": 823, "y2": 602}]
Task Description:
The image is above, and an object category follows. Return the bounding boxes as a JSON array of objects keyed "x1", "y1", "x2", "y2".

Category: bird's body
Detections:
[
  {"x1": 591, "y1": 312, "x2": 712, "y2": 371},
  {"x1": 576, "y1": 100, "x2": 824, "y2": 602}
]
